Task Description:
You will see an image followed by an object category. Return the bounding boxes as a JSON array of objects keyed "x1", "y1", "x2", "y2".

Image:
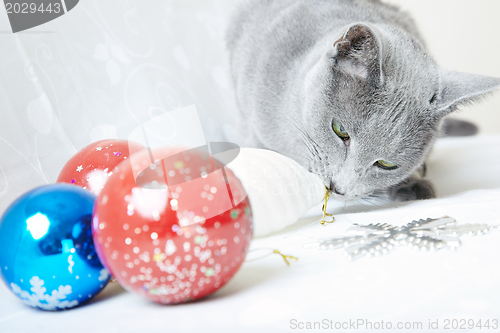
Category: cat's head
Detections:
[{"x1": 302, "y1": 22, "x2": 500, "y2": 200}]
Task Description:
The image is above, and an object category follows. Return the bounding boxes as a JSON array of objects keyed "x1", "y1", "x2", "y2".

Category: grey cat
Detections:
[{"x1": 226, "y1": 0, "x2": 500, "y2": 202}]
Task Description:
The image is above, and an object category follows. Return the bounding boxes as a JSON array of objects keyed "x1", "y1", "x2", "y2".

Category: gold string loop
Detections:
[
  {"x1": 273, "y1": 249, "x2": 298, "y2": 266},
  {"x1": 321, "y1": 185, "x2": 335, "y2": 225},
  {"x1": 245, "y1": 248, "x2": 298, "y2": 266}
]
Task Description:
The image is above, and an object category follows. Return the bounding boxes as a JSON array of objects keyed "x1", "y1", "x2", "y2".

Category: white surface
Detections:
[{"x1": 1, "y1": 0, "x2": 500, "y2": 332}]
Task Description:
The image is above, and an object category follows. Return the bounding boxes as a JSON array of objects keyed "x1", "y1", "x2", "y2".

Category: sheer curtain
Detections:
[{"x1": 0, "y1": 0, "x2": 241, "y2": 213}]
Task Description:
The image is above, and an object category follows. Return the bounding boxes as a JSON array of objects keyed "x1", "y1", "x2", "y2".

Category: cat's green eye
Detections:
[
  {"x1": 374, "y1": 160, "x2": 398, "y2": 170},
  {"x1": 332, "y1": 121, "x2": 350, "y2": 140}
]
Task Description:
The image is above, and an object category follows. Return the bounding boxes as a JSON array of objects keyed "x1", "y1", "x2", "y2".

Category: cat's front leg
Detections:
[{"x1": 387, "y1": 167, "x2": 436, "y2": 202}]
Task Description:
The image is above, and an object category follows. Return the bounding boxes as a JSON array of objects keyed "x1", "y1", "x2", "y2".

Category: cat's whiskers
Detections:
[
  {"x1": 357, "y1": 197, "x2": 391, "y2": 209},
  {"x1": 290, "y1": 122, "x2": 320, "y2": 159},
  {"x1": 284, "y1": 116, "x2": 325, "y2": 170},
  {"x1": 360, "y1": 197, "x2": 385, "y2": 208},
  {"x1": 365, "y1": 194, "x2": 401, "y2": 208},
  {"x1": 339, "y1": 199, "x2": 348, "y2": 214}
]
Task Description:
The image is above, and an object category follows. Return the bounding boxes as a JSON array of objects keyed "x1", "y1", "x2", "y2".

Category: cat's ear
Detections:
[
  {"x1": 433, "y1": 68, "x2": 500, "y2": 114},
  {"x1": 332, "y1": 23, "x2": 384, "y2": 86}
]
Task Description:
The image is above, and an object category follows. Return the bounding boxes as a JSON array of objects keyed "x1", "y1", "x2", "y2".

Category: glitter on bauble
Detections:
[
  {"x1": 92, "y1": 146, "x2": 253, "y2": 304},
  {"x1": 57, "y1": 139, "x2": 145, "y2": 196}
]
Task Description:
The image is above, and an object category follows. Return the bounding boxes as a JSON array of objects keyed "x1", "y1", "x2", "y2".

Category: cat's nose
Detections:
[{"x1": 329, "y1": 181, "x2": 344, "y2": 196}]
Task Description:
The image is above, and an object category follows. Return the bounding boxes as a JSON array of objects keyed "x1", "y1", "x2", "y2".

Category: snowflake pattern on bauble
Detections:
[
  {"x1": 98, "y1": 268, "x2": 109, "y2": 282},
  {"x1": 306, "y1": 216, "x2": 496, "y2": 260},
  {"x1": 10, "y1": 276, "x2": 79, "y2": 310}
]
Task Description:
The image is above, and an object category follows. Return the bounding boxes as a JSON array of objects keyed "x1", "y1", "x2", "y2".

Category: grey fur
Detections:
[{"x1": 227, "y1": 0, "x2": 500, "y2": 201}]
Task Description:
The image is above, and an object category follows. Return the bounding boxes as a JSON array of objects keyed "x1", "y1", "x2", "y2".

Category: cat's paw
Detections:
[{"x1": 389, "y1": 178, "x2": 436, "y2": 202}]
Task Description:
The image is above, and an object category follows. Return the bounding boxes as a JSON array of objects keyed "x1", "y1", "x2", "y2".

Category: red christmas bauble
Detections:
[
  {"x1": 57, "y1": 139, "x2": 145, "y2": 196},
  {"x1": 92, "y1": 146, "x2": 253, "y2": 304}
]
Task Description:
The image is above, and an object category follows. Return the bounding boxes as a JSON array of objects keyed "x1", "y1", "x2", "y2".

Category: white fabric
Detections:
[
  {"x1": 227, "y1": 148, "x2": 325, "y2": 237},
  {"x1": 1, "y1": 1, "x2": 500, "y2": 332}
]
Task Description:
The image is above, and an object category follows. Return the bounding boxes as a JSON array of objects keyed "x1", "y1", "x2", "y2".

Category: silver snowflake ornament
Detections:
[{"x1": 305, "y1": 216, "x2": 496, "y2": 260}]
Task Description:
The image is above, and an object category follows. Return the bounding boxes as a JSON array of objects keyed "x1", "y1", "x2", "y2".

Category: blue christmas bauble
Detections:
[{"x1": 0, "y1": 184, "x2": 111, "y2": 310}]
